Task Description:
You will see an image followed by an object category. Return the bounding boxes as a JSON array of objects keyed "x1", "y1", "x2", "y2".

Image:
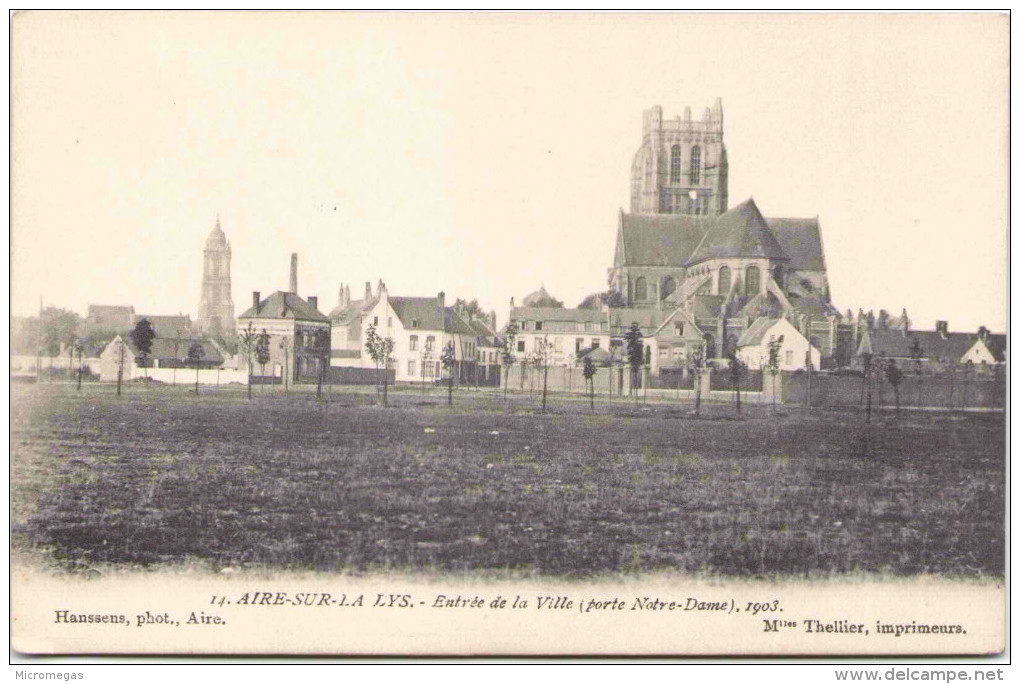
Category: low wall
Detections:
[
  {"x1": 326, "y1": 366, "x2": 395, "y2": 385},
  {"x1": 505, "y1": 364, "x2": 631, "y2": 396},
  {"x1": 787, "y1": 372, "x2": 1005, "y2": 409},
  {"x1": 136, "y1": 367, "x2": 251, "y2": 385}
]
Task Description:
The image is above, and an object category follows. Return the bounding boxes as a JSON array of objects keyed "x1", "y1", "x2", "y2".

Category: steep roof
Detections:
[
  {"x1": 133, "y1": 314, "x2": 192, "y2": 339},
  {"x1": 617, "y1": 213, "x2": 709, "y2": 267},
  {"x1": 767, "y1": 217, "x2": 826, "y2": 271},
  {"x1": 123, "y1": 336, "x2": 224, "y2": 365},
  {"x1": 615, "y1": 201, "x2": 824, "y2": 273},
  {"x1": 607, "y1": 307, "x2": 666, "y2": 335},
  {"x1": 510, "y1": 307, "x2": 607, "y2": 324},
  {"x1": 686, "y1": 198, "x2": 789, "y2": 266},
  {"x1": 736, "y1": 317, "x2": 781, "y2": 347},
  {"x1": 237, "y1": 291, "x2": 329, "y2": 323},
  {"x1": 691, "y1": 294, "x2": 725, "y2": 320},
  {"x1": 786, "y1": 293, "x2": 841, "y2": 319},
  {"x1": 387, "y1": 297, "x2": 477, "y2": 337},
  {"x1": 984, "y1": 334, "x2": 1007, "y2": 362},
  {"x1": 329, "y1": 297, "x2": 376, "y2": 325},
  {"x1": 861, "y1": 329, "x2": 978, "y2": 363}
]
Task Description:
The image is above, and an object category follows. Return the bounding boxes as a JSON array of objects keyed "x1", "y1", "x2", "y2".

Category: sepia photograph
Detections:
[{"x1": 9, "y1": 11, "x2": 1008, "y2": 661}]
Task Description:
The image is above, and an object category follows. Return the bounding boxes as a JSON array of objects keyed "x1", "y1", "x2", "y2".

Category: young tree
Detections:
[
  {"x1": 642, "y1": 345, "x2": 651, "y2": 404},
  {"x1": 313, "y1": 328, "x2": 332, "y2": 400},
  {"x1": 440, "y1": 341, "x2": 456, "y2": 406},
  {"x1": 187, "y1": 341, "x2": 205, "y2": 395},
  {"x1": 687, "y1": 343, "x2": 706, "y2": 418},
  {"x1": 765, "y1": 335, "x2": 784, "y2": 412},
  {"x1": 623, "y1": 323, "x2": 644, "y2": 402},
  {"x1": 500, "y1": 322, "x2": 519, "y2": 402},
  {"x1": 534, "y1": 336, "x2": 552, "y2": 413},
  {"x1": 582, "y1": 354, "x2": 597, "y2": 411},
  {"x1": 908, "y1": 337, "x2": 924, "y2": 408},
  {"x1": 129, "y1": 318, "x2": 156, "y2": 381},
  {"x1": 364, "y1": 323, "x2": 394, "y2": 406},
  {"x1": 885, "y1": 358, "x2": 903, "y2": 414},
  {"x1": 860, "y1": 352, "x2": 874, "y2": 424},
  {"x1": 419, "y1": 348, "x2": 432, "y2": 396},
  {"x1": 279, "y1": 337, "x2": 291, "y2": 392},
  {"x1": 238, "y1": 322, "x2": 257, "y2": 401},
  {"x1": 74, "y1": 338, "x2": 86, "y2": 391},
  {"x1": 40, "y1": 306, "x2": 81, "y2": 380},
  {"x1": 114, "y1": 339, "x2": 127, "y2": 396},
  {"x1": 255, "y1": 330, "x2": 271, "y2": 391},
  {"x1": 727, "y1": 351, "x2": 745, "y2": 416}
]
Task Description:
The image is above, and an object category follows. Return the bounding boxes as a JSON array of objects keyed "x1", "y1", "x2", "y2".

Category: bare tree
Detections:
[
  {"x1": 364, "y1": 323, "x2": 394, "y2": 406},
  {"x1": 440, "y1": 341, "x2": 456, "y2": 406},
  {"x1": 624, "y1": 323, "x2": 643, "y2": 403},
  {"x1": 114, "y1": 338, "x2": 127, "y2": 396},
  {"x1": 279, "y1": 337, "x2": 291, "y2": 392},
  {"x1": 255, "y1": 330, "x2": 271, "y2": 392},
  {"x1": 237, "y1": 322, "x2": 257, "y2": 401},
  {"x1": 534, "y1": 336, "x2": 552, "y2": 413},
  {"x1": 727, "y1": 351, "x2": 746, "y2": 416},
  {"x1": 687, "y1": 343, "x2": 707, "y2": 418},
  {"x1": 885, "y1": 358, "x2": 903, "y2": 414}
]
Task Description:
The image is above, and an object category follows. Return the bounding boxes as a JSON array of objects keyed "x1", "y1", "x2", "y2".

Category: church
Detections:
[{"x1": 607, "y1": 101, "x2": 844, "y2": 364}]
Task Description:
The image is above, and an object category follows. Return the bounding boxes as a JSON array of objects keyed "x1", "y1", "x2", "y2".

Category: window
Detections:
[
  {"x1": 387, "y1": 317, "x2": 392, "y2": 327},
  {"x1": 435, "y1": 361, "x2": 441, "y2": 377},
  {"x1": 718, "y1": 266, "x2": 731, "y2": 295},
  {"x1": 411, "y1": 319, "x2": 419, "y2": 328},
  {"x1": 659, "y1": 347, "x2": 669, "y2": 359},
  {"x1": 373, "y1": 316, "x2": 378, "y2": 326},
  {"x1": 409, "y1": 335, "x2": 418, "y2": 351},
  {"x1": 520, "y1": 321, "x2": 529, "y2": 331},
  {"x1": 591, "y1": 338, "x2": 600, "y2": 349},
  {"x1": 554, "y1": 337, "x2": 563, "y2": 353},
  {"x1": 746, "y1": 266, "x2": 760, "y2": 296},
  {"x1": 426, "y1": 335, "x2": 435, "y2": 352},
  {"x1": 674, "y1": 321, "x2": 685, "y2": 336},
  {"x1": 634, "y1": 277, "x2": 648, "y2": 301},
  {"x1": 517, "y1": 340, "x2": 525, "y2": 353},
  {"x1": 785, "y1": 350, "x2": 793, "y2": 366},
  {"x1": 690, "y1": 145, "x2": 701, "y2": 184},
  {"x1": 576, "y1": 338, "x2": 584, "y2": 353},
  {"x1": 661, "y1": 276, "x2": 676, "y2": 300},
  {"x1": 408, "y1": 360, "x2": 416, "y2": 377},
  {"x1": 535, "y1": 321, "x2": 543, "y2": 331},
  {"x1": 670, "y1": 144, "x2": 682, "y2": 183}
]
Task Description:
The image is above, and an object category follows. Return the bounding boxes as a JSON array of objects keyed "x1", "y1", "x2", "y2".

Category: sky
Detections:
[{"x1": 11, "y1": 12, "x2": 1009, "y2": 333}]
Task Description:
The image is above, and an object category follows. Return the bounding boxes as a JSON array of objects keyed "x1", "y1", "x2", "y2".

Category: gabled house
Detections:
[
  {"x1": 328, "y1": 281, "x2": 381, "y2": 368},
  {"x1": 508, "y1": 302, "x2": 612, "y2": 367},
  {"x1": 736, "y1": 317, "x2": 820, "y2": 372},
  {"x1": 98, "y1": 334, "x2": 224, "y2": 382},
  {"x1": 856, "y1": 321, "x2": 1005, "y2": 372},
  {"x1": 358, "y1": 286, "x2": 479, "y2": 384},
  {"x1": 236, "y1": 290, "x2": 330, "y2": 383}
]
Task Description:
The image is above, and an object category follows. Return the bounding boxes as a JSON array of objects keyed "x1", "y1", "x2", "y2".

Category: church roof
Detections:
[
  {"x1": 615, "y1": 200, "x2": 825, "y2": 272},
  {"x1": 786, "y1": 294, "x2": 841, "y2": 319},
  {"x1": 686, "y1": 198, "x2": 789, "y2": 266},
  {"x1": 767, "y1": 217, "x2": 826, "y2": 271},
  {"x1": 237, "y1": 291, "x2": 329, "y2": 322},
  {"x1": 618, "y1": 213, "x2": 708, "y2": 267},
  {"x1": 521, "y1": 285, "x2": 563, "y2": 308},
  {"x1": 691, "y1": 294, "x2": 725, "y2": 320}
]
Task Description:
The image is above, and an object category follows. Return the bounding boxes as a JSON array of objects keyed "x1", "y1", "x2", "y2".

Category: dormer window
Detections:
[
  {"x1": 535, "y1": 321, "x2": 543, "y2": 331},
  {"x1": 411, "y1": 319, "x2": 419, "y2": 328}
]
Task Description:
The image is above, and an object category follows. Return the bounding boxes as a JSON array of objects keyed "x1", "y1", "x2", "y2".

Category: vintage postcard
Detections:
[{"x1": 9, "y1": 12, "x2": 1007, "y2": 658}]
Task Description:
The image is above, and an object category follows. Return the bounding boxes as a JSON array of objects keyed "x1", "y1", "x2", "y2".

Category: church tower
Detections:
[
  {"x1": 630, "y1": 98, "x2": 728, "y2": 216},
  {"x1": 197, "y1": 216, "x2": 235, "y2": 339}
]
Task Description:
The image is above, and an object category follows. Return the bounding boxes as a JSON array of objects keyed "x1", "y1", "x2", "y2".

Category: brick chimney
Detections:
[
  {"x1": 365, "y1": 281, "x2": 372, "y2": 301},
  {"x1": 289, "y1": 253, "x2": 298, "y2": 294},
  {"x1": 252, "y1": 291, "x2": 260, "y2": 313},
  {"x1": 936, "y1": 320, "x2": 948, "y2": 339},
  {"x1": 437, "y1": 291, "x2": 445, "y2": 310},
  {"x1": 308, "y1": 296, "x2": 318, "y2": 311}
]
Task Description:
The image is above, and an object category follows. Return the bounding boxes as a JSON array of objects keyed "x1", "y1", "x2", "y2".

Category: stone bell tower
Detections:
[{"x1": 197, "y1": 215, "x2": 235, "y2": 339}]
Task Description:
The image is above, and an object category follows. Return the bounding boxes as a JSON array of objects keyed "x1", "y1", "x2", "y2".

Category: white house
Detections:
[
  {"x1": 736, "y1": 317, "x2": 820, "y2": 372},
  {"x1": 507, "y1": 304, "x2": 613, "y2": 368},
  {"x1": 359, "y1": 286, "x2": 479, "y2": 384}
]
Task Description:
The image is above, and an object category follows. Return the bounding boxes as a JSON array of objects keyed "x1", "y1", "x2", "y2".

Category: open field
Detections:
[{"x1": 11, "y1": 383, "x2": 1005, "y2": 578}]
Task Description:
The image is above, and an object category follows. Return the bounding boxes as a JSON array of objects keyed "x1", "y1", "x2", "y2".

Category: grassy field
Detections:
[{"x1": 10, "y1": 383, "x2": 1005, "y2": 578}]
